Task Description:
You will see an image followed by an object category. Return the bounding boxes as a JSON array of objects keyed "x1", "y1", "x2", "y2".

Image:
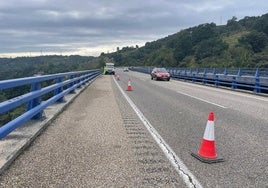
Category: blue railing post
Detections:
[
  {"x1": 77, "y1": 74, "x2": 82, "y2": 88},
  {"x1": 232, "y1": 76, "x2": 237, "y2": 89},
  {"x1": 254, "y1": 77, "x2": 260, "y2": 93},
  {"x1": 237, "y1": 68, "x2": 241, "y2": 77},
  {"x1": 254, "y1": 68, "x2": 260, "y2": 93},
  {"x1": 212, "y1": 68, "x2": 216, "y2": 75},
  {"x1": 82, "y1": 74, "x2": 87, "y2": 85},
  {"x1": 223, "y1": 68, "x2": 227, "y2": 75},
  {"x1": 255, "y1": 68, "x2": 259, "y2": 77},
  {"x1": 174, "y1": 68, "x2": 177, "y2": 78},
  {"x1": 170, "y1": 68, "x2": 174, "y2": 77},
  {"x1": 215, "y1": 75, "x2": 219, "y2": 87},
  {"x1": 177, "y1": 70, "x2": 181, "y2": 79},
  {"x1": 148, "y1": 67, "x2": 151, "y2": 74},
  {"x1": 68, "y1": 75, "x2": 75, "y2": 93},
  {"x1": 202, "y1": 69, "x2": 207, "y2": 84},
  {"x1": 27, "y1": 82, "x2": 43, "y2": 119},
  {"x1": 192, "y1": 73, "x2": 196, "y2": 83},
  {"x1": 53, "y1": 77, "x2": 65, "y2": 102},
  {"x1": 184, "y1": 69, "x2": 187, "y2": 81}
]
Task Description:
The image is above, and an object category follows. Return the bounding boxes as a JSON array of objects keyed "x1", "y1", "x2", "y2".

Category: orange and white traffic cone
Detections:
[
  {"x1": 191, "y1": 112, "x2": 224, "y2": 163},
  {"x1": 126, "y1": 79, "x2": 133, "y2": 91},
  {"x1": 117, "y1": 74, "x2": 120, "y2": 81}
]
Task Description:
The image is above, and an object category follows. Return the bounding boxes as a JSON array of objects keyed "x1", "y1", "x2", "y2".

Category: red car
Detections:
[{"x1": 151, "y1": 67, "x2": 170, "y2": 81}]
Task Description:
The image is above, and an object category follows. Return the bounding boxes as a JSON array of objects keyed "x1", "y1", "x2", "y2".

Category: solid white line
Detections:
[
  {"x1": 176, "y1": 80, "x2": 268, "y2": 102},
  {"x1": 113, "y1": 77, "x2": 203, "y2": 188},
  {"x1": 177, "y1": 90, "x2": 227, "y2": 109}
]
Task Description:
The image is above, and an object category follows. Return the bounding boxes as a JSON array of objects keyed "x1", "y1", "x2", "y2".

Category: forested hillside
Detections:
[
  {"x1": 0, "y1": 55, "x2": 100, "y2": 80},
  {"x1": 103, "y1": 13, "x2": 268, "y2": 68}
]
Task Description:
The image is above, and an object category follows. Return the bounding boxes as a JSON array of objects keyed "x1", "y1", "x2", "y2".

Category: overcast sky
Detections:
[{"x1": 0, "y1": 0, "x2": 267, "y2": 57}]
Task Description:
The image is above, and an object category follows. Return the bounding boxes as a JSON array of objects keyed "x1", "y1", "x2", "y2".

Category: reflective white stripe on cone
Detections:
[{"x1": 126, "y1": 79, "x2": 133, "y2": 91}]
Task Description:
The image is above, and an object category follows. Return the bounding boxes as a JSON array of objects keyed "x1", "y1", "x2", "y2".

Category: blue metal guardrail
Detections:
[
  {"x1": 0, "y1": 69, "x2": 101, "y2": 139},
  {"x1": 131, "y1": 67, "x2": 268, "y2": 94}
]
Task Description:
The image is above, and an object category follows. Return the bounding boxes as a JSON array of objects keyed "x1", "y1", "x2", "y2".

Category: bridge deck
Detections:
[{"x1": 0, "y1": 76, "x2": 186, "y2": 187}]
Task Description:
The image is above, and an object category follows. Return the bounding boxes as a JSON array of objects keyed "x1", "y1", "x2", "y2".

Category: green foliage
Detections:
[
  {"x1": 228, "y1": 46, "x2": 253, "y2": 67},
  {"x1": 223, "y1": 31, "x2": 249, "y2": 47},
  {"x1": 0, "y1": 93, "x2": 6, "y2": 103},
  {"x1": 0, "y1": 105, "x2": 26, "y2": 127},
  {"x1": 194, "y1": 38, "x2": 228, "y2": 60},
  {"x1": 253, "y1": 13, "x2": 268, "y2": 35},
  {"x1": 227, "y1": 16, "x2": 243, "y2": 32},
  {"x1": 239, "y1": 31, "x2": 268, "y2": 53},
  {"x1": 173, "y1": 30, "x2": 193, "y2": 62},
  {"x1": 191, "y1": 23, "x2": 218, "y2": 44}
]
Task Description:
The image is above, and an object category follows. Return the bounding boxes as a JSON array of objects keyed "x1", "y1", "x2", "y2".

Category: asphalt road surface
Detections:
[
  {"x1": 0, "y1": 69, "x2": 267, "y2": 187},
  {"x1": 116, "y1": 69, "x2": 268, "y2": 188},
  {"x1": 0, "y1": 75, "x2": 187, "y2": 187}
]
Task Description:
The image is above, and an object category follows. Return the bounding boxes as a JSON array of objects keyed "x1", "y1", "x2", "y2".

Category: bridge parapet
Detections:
[
  {"x1": 0, "y1": 69, "x2": 101, "y2": 139},
  {"x1": 131, "y1": 67, "x2": 268, "y2": 94}
]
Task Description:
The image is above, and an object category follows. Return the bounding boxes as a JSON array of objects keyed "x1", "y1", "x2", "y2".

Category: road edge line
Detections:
[{"x1": 113, "y1": 76, "x2": 203, "y2": 188}]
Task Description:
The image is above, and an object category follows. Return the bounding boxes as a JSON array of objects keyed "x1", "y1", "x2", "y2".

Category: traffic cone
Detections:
[
  {"x1": 126, "y1": 79, "x2": 133, "y2": 91},
  {"x1": 117, "y1": 74, "x2": 120, "y2": 81},
  {"x1": 191, "y1": 112, "x2": 224, "y2": 163}
]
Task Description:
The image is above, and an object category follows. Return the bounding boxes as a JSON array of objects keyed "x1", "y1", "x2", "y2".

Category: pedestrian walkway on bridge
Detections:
[{"x1": 0, "y1": 76, "x2": 187, "y2": 187}]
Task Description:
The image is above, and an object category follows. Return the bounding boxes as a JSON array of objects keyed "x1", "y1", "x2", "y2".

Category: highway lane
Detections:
[{"x1": 115, "y1": 69, "x2": 268, "y2": 188}]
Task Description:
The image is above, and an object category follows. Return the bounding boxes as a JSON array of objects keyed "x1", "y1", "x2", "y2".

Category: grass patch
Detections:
[{"x1": 223, "y1": 31, "x2": 250, "y2": 47}]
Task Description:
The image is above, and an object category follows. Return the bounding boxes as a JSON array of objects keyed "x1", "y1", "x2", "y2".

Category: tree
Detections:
[
  {"x1": 239, "y1": 16, "x2": 258, "y2": 30},
  {"x1": 195, "y1": 38, "x2": 228, "y2": 60},
  {"x1": 191, "y1": 23, "x2": 218, "y2": 44},
  {"x1": 254, "y1": 13, "x2": 268, "y2": 35},
  {"x1": 239, "y1": 31, "x2": 268, "y2": 52},
  {"x1": 173, "y1": 30, "x2": 193, "y2": 62},
  {"x1": 227, "y1": 16, "x2": 242, "y2": 32}
]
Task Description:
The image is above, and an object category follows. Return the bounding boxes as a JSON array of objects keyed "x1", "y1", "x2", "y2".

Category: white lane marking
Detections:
[
  {"x1": 176, "y1": 90, "x2": 227, "y2": 109},
  {"x1": 174, "y1": 80, "x2": 268, "y2": 102},
  {"x1": 113, "y1": 77, "x2": 203, "y2": 188}
]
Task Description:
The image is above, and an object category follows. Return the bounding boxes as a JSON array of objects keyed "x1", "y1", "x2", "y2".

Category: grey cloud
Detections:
[{"x1": 0, "y1": 0, "x2": 267, "y2": 56}]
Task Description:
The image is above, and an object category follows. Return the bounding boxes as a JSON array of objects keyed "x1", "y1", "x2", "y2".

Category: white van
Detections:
[{"x1": 104, "y1": 63, "x2": 115, "y2": 75}]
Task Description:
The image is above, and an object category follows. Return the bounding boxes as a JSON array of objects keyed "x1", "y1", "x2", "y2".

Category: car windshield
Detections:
[{"x1": 156, "y1": 68, "x2": 168, "y2": 73}]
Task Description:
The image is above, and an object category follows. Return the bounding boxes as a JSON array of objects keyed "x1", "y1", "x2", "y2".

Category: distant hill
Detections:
[
  {"x1": 0, "y1": 55, "x2": 100, "y2": 80},
  {"x1": 103, "y1": 13, "x2": 268, "y2": 68}
]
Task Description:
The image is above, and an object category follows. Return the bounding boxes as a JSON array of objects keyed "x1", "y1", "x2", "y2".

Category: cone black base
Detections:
[{"x1": 191, "y1": 152, "x2": 224, "y2": 164}]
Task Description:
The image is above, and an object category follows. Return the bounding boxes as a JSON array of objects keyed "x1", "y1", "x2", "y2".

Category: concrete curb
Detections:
[{"x1": 0, "y1": 75, "x2": 101, "y2": 175}]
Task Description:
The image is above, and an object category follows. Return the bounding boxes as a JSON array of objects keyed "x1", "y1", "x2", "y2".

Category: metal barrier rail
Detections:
[
  {"x1": 131, "y1": 67, "x2": 268, "y2": 94},
  {"x1": 0, "y1": 69, "x2": 101, "y2": 139}
]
